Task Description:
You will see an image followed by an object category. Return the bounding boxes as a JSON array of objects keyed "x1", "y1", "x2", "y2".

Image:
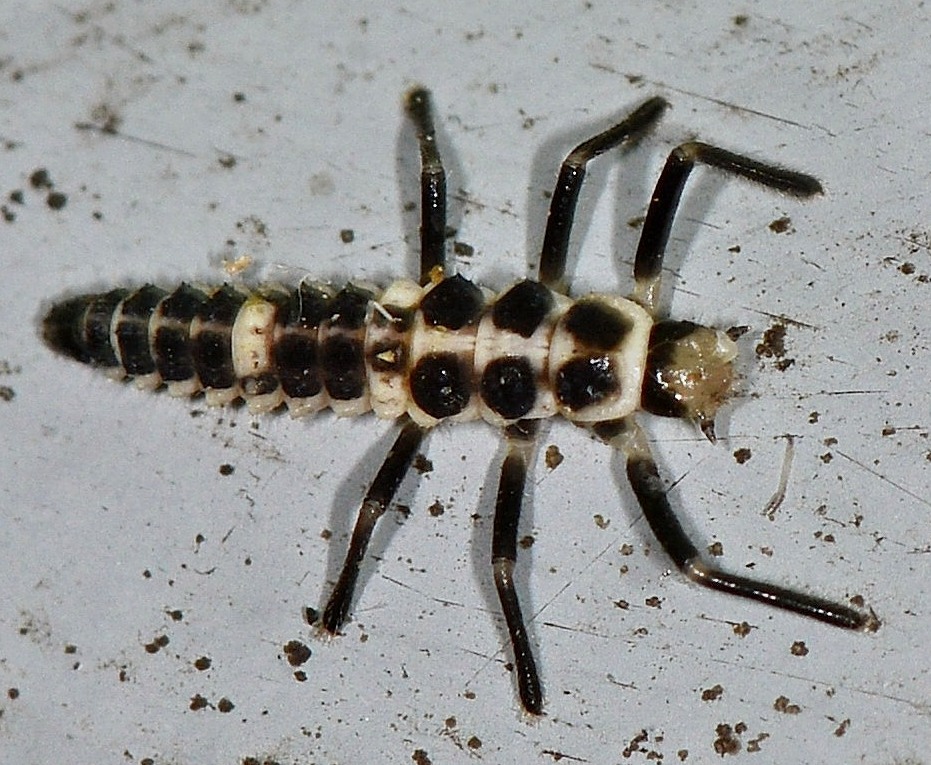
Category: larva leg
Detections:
[
  {"x1": 633, "y1": 140, "x2": 823, "y2": 311},
  {"x1": 538, "y1": 97, "x2": 668, "y2": 291},
  {"x1": 491, "y1": 419, "x2": 544, "y2": 714},
  {"x1": 405, "y1": 87, "x2": 447, "y2": 284},
  {"x1": 593, "y1": 418, "x2": 879, "y2": 631},
  {"x1": 321, "y1": 416, "x2": 426, "y2": 633}
]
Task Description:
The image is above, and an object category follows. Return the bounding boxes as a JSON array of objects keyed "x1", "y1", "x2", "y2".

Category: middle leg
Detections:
[
  {"x1": 491, "y1": 419, "x2": 543, "y2": 714},
  {"x1": 538, "y1": 97, "x2": 668, "y2": 291}
]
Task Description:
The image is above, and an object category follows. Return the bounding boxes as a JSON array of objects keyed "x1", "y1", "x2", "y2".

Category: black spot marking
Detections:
[
  {"x1": 492, "y1": 280, "x2": 554, "y2": 338},
  {"x1": 563, "y1": 300, "x2": 631, "y2": 351},
  {"x1": 192, "y1": 286, "x2": 245, "y2": 389},
  {"x1": 321, "y1": 336, "x2": 365, "y2": 400},
  {"x1": 285, "y1": 283, "x2": 332, "y2": 328},
  {"x1": 641, "y1": 320, "x2": 698, "y2": 418},
  {"x1": 274, "y1": 331, "x2": 321, "y2": 398},
  {"x1": 274, "y1": 285, "x2": 331, "y2": 399},
  {"x1": 410, "y1": 352, "x2": 471, "y2": 419},
  {"x1": 327, "y1": 285, "x2": 372, "y2": 330},
  {"x1": 116, "y1": 285, "x2": 166, "y2": 375},
  {"x1": 555, "y1": 356, "x2": 619, "y2": 411},
  {"x1": 420, "y1": 275, "x2": 484, "y2": 330},
  {"x1": 154, "y1": 284, "x2": 207, "y2": 382},
  {"x1": 480, "y1": 357, "x2": 536, "y2": 419}
]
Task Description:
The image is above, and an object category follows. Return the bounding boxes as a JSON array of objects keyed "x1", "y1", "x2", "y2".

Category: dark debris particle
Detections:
[
  {"x1": 725, "y1": 324, "x2": 749, "y2": 341},
  {"x1": 713, "y1": 723, "x2": 742, "y2": 756},
  {"x1": 733, "y1": 447, "x2": 751, "y2": 464},
  {"x1": 218, "y1": 154, "x2": 236, "y2": 169},
  {"x1": 283, "y1": 639, "x2": 312, "y2": 667},
  {"x1": 1, "y1": 206, "x2": 14, "y2": 223},
  {"x1": 428, "y1": 500, "x2": 445, "y2": 517},
  {"x1": 30, "y1": 168, "x2": 52, "y2": 189},
  {"x1": 9, "y1": 189, "x2": 24, "y2": 204},
  {"x1": 768, "y1": 215, "x2": 792, "y2": 234},
  {"x1": 544, "y1": 444, "x2": 564, "y2": 469},
  {"x1": 242, "y1": 758, "x2": 283, "y2": 765},
  {"x1": 702, "y1": 683, "x2": 724, "y2": 701},
  {"x1": 453, "y1": 240, "x2": 474, "y2": 258},
  {"x1": 412, "y1": 749, "x2": 433, "y2": 765},
  {"x1": 834, "y1": 718, "x2": 850, "y2": 737},
  {"x1": 189, "y1": 694, "x2": 209, "y2": 711},
  {"x1": 412, "y1": 453, "x2": 433, "y2": 474},
  {"x1": 773, "y1": 695, "x2": 801, "y2": 714},
  {"x1": 219, "y1": 463, "x2": 235, "y2": 476},
  {"x1": 707, "y1": 540, "x2": 724, "y2": 557},
  {"x1": 8, "y1": 687, "x2": 20, "y2": 700},
  {"x1": 64, "y1": 644, "x2": 77, "y2": 654},
  {"x1": 46, "y1": 191, "x2": 67, "y2": 210},
  {"x1": 518, "y1": 534, "x2": 535, "y2": 549},
  {"x1": 746, "y1": 732, "x2": 770, "y2": 753},
  {"x1": 0, "y1": 386, "x2": 15, "y2": 401},
  {"x1": 194, "y1": 656, "x2": 212, "y2": 670},
  {"x1": 467, "y1": 736, "x2": 482, "y2": 750},
  {"x1": 233, "y1": 91, "x2": 246, "y2": 102},
  {"x1": 217, "y1": 697, "x2": 235, "y2": 713},
  {"x1": 303, "y1": 606, "x2": 319, "y2": 626},
  {"x1": 733, "y1": 621, "x2": 752, "y2": 637},
  {"x1": 339, "y1": 228, "x2": 355, "y2": 243},
  {"x1": 167, "y1": 609, "x2": 183, "y2": 621},
  {"x1": 622, "y1": 729, "x2": 649, "y2": 758},
  {"x1": 143, "y1": 634, "x2": 170, "y2": 654},
  {"x1": 755, "y1": 322, "x2": 787, "y2": 359}
]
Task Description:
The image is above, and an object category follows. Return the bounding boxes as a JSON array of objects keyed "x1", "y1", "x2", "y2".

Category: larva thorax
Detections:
[{"x1": 43, "y1": 272, "x2": 735, "y2": 430}]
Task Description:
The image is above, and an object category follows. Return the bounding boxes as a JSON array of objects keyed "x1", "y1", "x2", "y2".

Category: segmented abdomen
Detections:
[{"x1": 43, "y1": 275, "x2": 653, "y2": 427}]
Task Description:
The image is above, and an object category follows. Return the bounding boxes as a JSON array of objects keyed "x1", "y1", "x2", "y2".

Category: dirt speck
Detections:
[
  {"x1": 283, "y1": 640, "x2": 312, "y2": 667},
  {"x1": 733, "y1": 447, "x2": 751, "y2": 464},
  {"x1": 768, "y1": 215, "x2": 793, "y2": 234}
]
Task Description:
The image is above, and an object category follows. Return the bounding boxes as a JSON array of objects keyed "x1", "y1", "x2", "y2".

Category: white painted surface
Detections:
[{"x1": 1, "y1": 2, "x2": 929, "y2": 762}]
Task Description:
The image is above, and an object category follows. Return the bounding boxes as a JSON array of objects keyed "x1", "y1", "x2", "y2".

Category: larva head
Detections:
[{"x1": 641, "y1": 320, "x2": 738, "y2": 442}]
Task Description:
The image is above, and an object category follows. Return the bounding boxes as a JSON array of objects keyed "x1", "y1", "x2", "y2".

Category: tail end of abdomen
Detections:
[{"x1": 43, "y1": 290, "x2": 128, "y2": 367}]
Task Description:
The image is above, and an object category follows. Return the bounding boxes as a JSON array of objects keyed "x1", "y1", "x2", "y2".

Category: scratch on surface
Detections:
[
  {"x1": 835, "y1": 449, "x2": 931, "y2": 510},
  {"x1": 615, "y1": 76, "x2": 816, "y2": 129},
  {"x1": 74, "y1": 121, "x2": 197, "y2": 157},
  {"x1": 708, "y1": 655, "x2": 931, "y2": 717}
]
